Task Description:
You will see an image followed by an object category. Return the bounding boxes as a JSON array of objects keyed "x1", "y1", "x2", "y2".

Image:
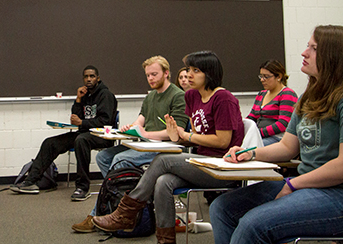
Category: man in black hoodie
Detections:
[{"x1": 10, "y1": 65, "x2": 117, "y2": 201}]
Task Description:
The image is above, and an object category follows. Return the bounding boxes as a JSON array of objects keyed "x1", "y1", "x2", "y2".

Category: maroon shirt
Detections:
[{"x1": 185, "y1": 89, "x2": 244, "y2": 157}]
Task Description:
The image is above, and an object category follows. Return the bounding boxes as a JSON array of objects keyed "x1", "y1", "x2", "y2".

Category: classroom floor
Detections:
[{"x1": 0, "y1": 180, "x2": 336, "y2": 244}]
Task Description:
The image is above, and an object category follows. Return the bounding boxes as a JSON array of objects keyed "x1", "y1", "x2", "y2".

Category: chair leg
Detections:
[
  {"x1": 67, "y1": 150, "x2": 71, "y2": 187},
  {"x1": 195, "y1": 192, "x2": 204, "y2": 221},
  {"x1": 186, "y1": 191, "x2": 190, "y2": 244}
]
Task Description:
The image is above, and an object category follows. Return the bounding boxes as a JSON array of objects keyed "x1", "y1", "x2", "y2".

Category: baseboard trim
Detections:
[{"x1": 0, "y1": 172, "x2": 103, "y2": 185}]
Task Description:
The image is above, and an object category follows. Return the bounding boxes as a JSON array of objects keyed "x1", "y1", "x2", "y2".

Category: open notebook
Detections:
[
  {"x1": 186, "y1": 157, "x2": 279, "y2": 171},
  {"x1": 46, "y1": 121, "x2": 78, "y2": 129},
  {"x1": 117, "y1": 125, "x2": 150, "y2": 141}
]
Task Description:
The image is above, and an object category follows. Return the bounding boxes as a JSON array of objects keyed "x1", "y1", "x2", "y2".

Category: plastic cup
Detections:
[
  {"x1": 188, "y1": 212, "x2": 197, "y2": 223},
  {"x1": 104, "y1": 125, "x2": 112, "y2": 136},
  {"x1": 56, "y1": 92, "x2": 62, "y2": 98}
]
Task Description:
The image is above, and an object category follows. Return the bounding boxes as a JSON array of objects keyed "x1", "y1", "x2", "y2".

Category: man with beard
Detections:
[
  {"x1": 10, "y1": 65, "x2": 118, "y2": 202},
  {"x1": 72, "y1": 55, "x2": 188, "y2": 233}
]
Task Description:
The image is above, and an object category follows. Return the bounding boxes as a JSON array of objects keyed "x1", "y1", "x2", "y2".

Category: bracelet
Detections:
[
  {"x1": 188, "y1": 132, "x2": 194, "y2": 142},
  {"x1": 286, "y1": 178, "x2": 297, "y2": 192}
]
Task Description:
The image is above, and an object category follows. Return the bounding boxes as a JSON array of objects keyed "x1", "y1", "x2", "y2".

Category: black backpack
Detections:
[
  {"x1": 96, "y1": 161, "x2": 155, "y2": 240},
  {"x1": 13, "y1": 160, "x2": 58, "y2": 190}
]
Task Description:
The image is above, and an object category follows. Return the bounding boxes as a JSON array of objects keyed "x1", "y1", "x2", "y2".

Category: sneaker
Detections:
[
  {"x1": 72, "y1": 215, "x2": 96, "y2": 233},
  {"x1": 10, "y1": 181, "x2": 39, "y2": 194},
  {"x1": 71, "y1": 188, "x2": 91, "y2": 201}
]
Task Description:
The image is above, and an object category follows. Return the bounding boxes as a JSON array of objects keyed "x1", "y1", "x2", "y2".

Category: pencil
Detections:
[
  {"x1": 157, "y1": 116, "x2": 167, "y2": 126},
  {"x1": 225, "y1": 146, "x2": 257, "y2": 158}
]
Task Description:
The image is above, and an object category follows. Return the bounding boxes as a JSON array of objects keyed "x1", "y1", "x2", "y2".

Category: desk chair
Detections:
[
  {"x1": 173, "y1": 118, "x2": 264, "y2": 244},
  {"x1": 67, "y1": 111, "x2": 120, "y2": 187}
]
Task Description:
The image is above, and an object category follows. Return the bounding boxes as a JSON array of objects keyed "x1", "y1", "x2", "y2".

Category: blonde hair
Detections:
[
  {"x1": 296, "y1": 25, "x2": 343, "y2": 121},
  {"x1": 142, "y1": 55, "x2": 171, "y2": 80}
]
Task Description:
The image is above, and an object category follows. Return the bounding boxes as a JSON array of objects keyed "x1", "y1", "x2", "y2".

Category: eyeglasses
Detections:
[{"x1": 258, "y1": 74, "x2": 274, "y2": 80}]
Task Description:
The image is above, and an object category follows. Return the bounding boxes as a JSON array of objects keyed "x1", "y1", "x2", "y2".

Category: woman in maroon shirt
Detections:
[{"x1": 92, "y1": 51, "x2": 244, "y2": 244}]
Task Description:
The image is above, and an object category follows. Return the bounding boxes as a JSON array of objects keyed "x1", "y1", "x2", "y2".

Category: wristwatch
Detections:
[{"x1": 250, "y1": 150, "x2": 256, "y2": 161}]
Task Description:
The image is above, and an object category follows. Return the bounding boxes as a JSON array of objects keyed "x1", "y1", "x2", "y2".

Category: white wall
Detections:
[{"x1": 1, "y1": 0, "x2": 343, "y2": 177}]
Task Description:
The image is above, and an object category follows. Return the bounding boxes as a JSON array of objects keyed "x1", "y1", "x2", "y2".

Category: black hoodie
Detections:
[{"x1": 71, "y1": 80, "x2": 117, "y2": 132}]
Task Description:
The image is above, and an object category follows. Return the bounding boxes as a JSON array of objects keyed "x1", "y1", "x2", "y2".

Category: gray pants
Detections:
[{"x1": 129, "y1": 153, "x2": 236, "y2": 228}]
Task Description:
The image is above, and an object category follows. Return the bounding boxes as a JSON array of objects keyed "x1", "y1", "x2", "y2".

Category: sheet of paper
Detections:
[
  {"x1": 187, "y1": 157, "x2": 279, "y2": 170},
  {"x1": 125, "y1": 142, "x2": 184, "y2": 148},
  {"x1": 98, "y1": 134, "x2": 130, "y2": 139}
]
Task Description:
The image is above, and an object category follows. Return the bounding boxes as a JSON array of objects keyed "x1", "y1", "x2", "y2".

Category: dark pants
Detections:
[{"x1": 25, "y1": 132, "x2": 114, "y2": 192}]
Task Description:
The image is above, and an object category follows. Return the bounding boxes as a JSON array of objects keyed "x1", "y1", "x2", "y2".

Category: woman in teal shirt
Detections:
[{"x1": 210, "y1": 25, "x2": 343, "y2": 244}]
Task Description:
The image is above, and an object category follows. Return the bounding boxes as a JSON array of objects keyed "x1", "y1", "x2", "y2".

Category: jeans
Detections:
[
  {"x1": 25, "y1": 131, "x2": 113, "y2": 192},
  {"x1": 210, "y1": 180, "x2": 343, "y2": 244},
  {"x1": 262, "y1": 135, "x2": 281, "y2": 146},
  {"x1": 126, "y1": 153, "x2": 237, "y2": 228},
  {"x1": 89, "y1": 145, "x2": 159, "y2": 216}
]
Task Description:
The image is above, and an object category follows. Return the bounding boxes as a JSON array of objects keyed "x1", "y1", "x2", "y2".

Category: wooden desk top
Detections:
[
  {"x1": 122, "y1": 142, "x2": 183, "y2": 153},
  {"x1": 196, "y1": 166, "x2": 284, "y2": 181},
  {"x1": 276, "y1": 160, "x2": 301, "y2": 168}
]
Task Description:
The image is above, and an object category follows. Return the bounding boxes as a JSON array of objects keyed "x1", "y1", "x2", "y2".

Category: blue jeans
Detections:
[
  {"x1": 89, "y1": 145, "x2": 159, "y2": 216},
  {"x1": 262, "y1": 135, "x2": 281, "y2": 146},
  {"x1": 209, "y1": 180, "x2": 343, "y2": 244}
]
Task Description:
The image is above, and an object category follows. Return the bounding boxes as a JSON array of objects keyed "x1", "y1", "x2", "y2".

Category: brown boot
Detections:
[
  {"x1": 92, "y1": 193, "x2": 146, "y2": 232},
  {"x1": 72, "y1": 215, "x2": 96, "y2": 233},
  {"x1": 156, "y1": 227, "x2": 176, "y2": 244}
]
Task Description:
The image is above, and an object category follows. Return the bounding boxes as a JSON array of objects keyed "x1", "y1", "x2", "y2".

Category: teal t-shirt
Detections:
[
  {"x1": 140, "y1": 83, "x2": 189, "y2": 132},
  {"x1": 286, "y1": 99, "x2": 343, "y2": 175}
]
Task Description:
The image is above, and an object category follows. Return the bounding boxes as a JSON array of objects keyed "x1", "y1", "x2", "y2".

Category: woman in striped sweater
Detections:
[{"x1": 246, "y1": 60, "x2": 298, "y2": 146}]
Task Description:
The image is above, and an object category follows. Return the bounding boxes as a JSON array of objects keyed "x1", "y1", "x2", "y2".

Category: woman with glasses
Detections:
[
  {"x1": 210, "y1": 25, "x2": 343, "y2": 244},
  {"x1": 246, "y1": 60, "x2": 298, "y2": 146}
]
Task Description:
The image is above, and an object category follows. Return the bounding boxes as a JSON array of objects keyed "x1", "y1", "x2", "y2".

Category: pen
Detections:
[
  {"x1": 157, "y1": 116, "x2": 167, "y2": 126},
  {"x1": 225, "y1": 146, "x2": 257, "y2": 158}
]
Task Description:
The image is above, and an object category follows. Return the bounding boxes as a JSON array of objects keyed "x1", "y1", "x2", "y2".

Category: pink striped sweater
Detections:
[{"x1": 246, "y1": 87, "x2": 298, "y2": 138}]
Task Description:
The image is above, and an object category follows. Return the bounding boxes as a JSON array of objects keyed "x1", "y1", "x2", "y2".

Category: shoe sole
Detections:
[
  {"x1": 18, "y1": 189, "x2": 40, "y2": 194},
  {"x1": 10, "y1": 187, "x2": 39, "y2": 194},
  {"x1": 71, "y1": 226, "x2": 96, "y2": 233},
  {"x1": 91, "y1": 219, "x2": 133, "y2": 232},
  {"x1": 71, "y1": 194, "x2": 91, "y2": 201},
  {"x1": 10, "y1": 187, "x2": 20, "y2": 193}
]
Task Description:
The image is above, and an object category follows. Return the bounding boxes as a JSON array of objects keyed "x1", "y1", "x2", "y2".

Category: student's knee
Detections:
[
  {"x1": 41, "y1": 137, "x2": 57, "y2": 148},
  {"x1": 209, "y1": 194, "x2": 226, "y2": 220},
  {"x1": 96, "y1": 150, "x2": 108, "y2": 165},
  {"x1": 74, "y1": 133, "x2": 88, "y2": 147},
  {"x1": 155, "y1": 174, "x2": 173, "y2": 195}
]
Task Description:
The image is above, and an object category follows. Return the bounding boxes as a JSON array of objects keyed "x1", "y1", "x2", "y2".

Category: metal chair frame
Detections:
[
  {"x1": 174, "y1": 188, "x2": 232, "y2": 244},
  {"x1": 173, "y1": 118, "x2": 264, "y2": 244}
]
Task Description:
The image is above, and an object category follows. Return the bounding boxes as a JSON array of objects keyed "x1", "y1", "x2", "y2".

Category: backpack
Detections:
[
  {"x1": 14, "y1": 160, "x2": 58, "y2": 190},
  {"x1": 96, "y1": 161, "x2": 155, "y2": 240}
]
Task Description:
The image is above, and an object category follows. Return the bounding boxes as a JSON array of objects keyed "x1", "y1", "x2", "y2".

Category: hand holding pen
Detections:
[{"x1": 223, "y1": 146, "x2": 256, "y2": 163}]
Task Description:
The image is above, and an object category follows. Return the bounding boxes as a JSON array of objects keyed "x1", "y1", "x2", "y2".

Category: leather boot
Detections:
[
  {"x1": 92, "y1": 193, "x2": 146, "y2": 232},
  {"x1": 156, "y1": 227, "x2": 176, "y2": 244}
]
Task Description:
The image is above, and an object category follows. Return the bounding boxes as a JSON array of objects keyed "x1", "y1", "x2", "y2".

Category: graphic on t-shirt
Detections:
[
  {"x1": 84, "y1": 104, "x2": 97, "y2": 119},
  {"x1": 192, "y1": 109, "x2": 209, "y2": 134},
  {"x1": 297, "y1": 117, "x2": 320, "y2": 152}
]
